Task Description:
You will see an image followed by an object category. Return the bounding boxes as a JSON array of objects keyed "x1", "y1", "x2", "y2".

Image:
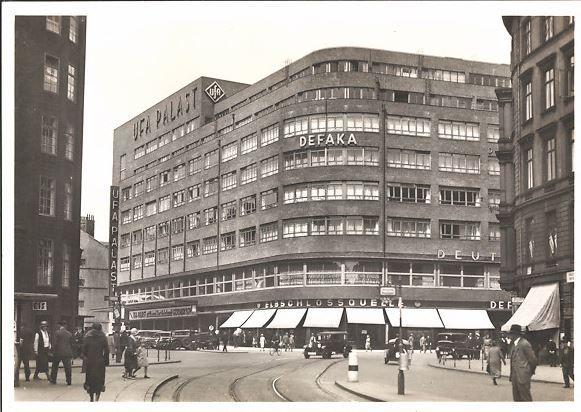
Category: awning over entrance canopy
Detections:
[
  {"x1": 501, "y1": 283, "x2": 560, "y2": 332},
  {"x1": 241, "y1": 309, "x2": 276, "y2": 328},
  {"x1": 265, "y1": 309, "x2": 307, "y2": 329},
  {"x1": 346, "y1": 308, "x2": 386, "y2": 324},
  {"x1": 385, "y1": 308, "x2": 444, "y2": 328},
  {"x1": 220, "y1": 310, "x2": 254, "y2": 328},
  {"x1": 438, "y1": 309, "x2": 495, "y2": 330},
  {"x1": 302, "y1": 308, "x2": 344, "y2": 328}
]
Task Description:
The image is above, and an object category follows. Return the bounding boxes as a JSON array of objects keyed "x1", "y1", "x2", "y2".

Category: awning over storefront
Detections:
[
  {"x1": 501, "y1": 283, "x2": 560, "y2": 332},
  {"x1": 346, "y1": 308, "x2": 386, "y2": 325},
  {"x1": 385, "y1": 308, "x2": 444, "y2": 328},
  {"x1": 438, "y1": 309, "x2": 495, "y2": 330},
  {"x1": 241, "y1": 309, "x2": 277, "y2": 328},
  {"x1": 302, "y1": 308, "x2": 344, "y2": 328},
  {"x1": 265, "y1": 309, "x2": 307, "y2": 329},
  {"x1": 220, "y1": 310, "x2": 254, "y2": 328}
]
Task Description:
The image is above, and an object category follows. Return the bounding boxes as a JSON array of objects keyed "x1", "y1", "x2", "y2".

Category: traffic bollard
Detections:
[
  {"x1": 348, "y1": 351, "x2": 358, "y2": 382},
  {"x1": 157, "y1": 349, "x2": 160, "y2": 362}
]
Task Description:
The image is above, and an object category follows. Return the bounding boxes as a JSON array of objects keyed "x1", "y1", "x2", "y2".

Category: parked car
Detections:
[
  {"x1": 435, "y1": 332, "x2": 470, "y2": 360},
  {"x1": 171, "y1": 329, "x2": 195, "y2": 350},
  {"x1": 384, "y1": 338, "x2": 410, "y2": 364},
  {"x1": 303, "y1": 331, "x2": 352, "y2": 359},
  {"x1": 136, "y1": 330, "x2": 165, "y2": 349},
  {"x1": 153, "y1": 331, "x2": 172, "y2": 349},
  {"x1": 190, "y1": 331, "x2": 215, "y2": 350}
]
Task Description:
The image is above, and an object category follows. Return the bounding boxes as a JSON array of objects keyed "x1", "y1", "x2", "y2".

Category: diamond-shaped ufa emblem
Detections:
[{"x1": 205, "y1": 81, "x2": 225, "y2": 103}]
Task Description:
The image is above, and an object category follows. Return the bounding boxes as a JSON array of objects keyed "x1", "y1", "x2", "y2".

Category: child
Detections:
[{"x1": 135, "y1": 345, "x2": 150, "y2": 378}]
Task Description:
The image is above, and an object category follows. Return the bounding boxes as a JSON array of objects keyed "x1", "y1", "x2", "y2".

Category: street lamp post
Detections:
[{"x1": 397, "y1": 285, "x2": 405, "y2": 395}]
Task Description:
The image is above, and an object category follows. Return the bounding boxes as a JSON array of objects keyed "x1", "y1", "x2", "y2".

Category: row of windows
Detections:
[
  {"x1": 521, "y1": 17, "x2": 573, "y2": 58},
  {"x1": 284, "y1": 147, "x2": 379, "y2": 169},
  {"x1": 284, "y1": 181, "x2": 379, "y2": 204},
  {"x1": 45, "y1": 16, "x2": 78, "y2": 43},
  {"x1": 387, "y1": 183, "x2": 500, "y2": 208},
  {"x1": 38, "y1": 176, "x2": 74, "y2": 221},
  {"x1": 36, "y1": 239, "x2": 72, "y2": 287},
  {"x1": 43, "y1": 55, "x2": 77, "y2": 102},
  {"x1": 40, "y1": 115, "x2": 76, "y2": 159},
  {"x1": 386, "y1": 218, "x2": 499, "y2": 241},
  {"x1": 134, "y1": 118, "x2": 200, "y2": 160}
]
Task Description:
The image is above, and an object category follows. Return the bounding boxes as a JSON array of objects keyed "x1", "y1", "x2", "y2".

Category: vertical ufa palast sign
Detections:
[{"x1": 109, "y1": 186, "x2": 119, "y2": 304}]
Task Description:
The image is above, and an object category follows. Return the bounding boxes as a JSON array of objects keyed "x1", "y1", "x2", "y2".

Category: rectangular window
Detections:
[
  {"x1": 158, "y1": 221, "x2": 170, "y2": 238},
  {"x1": 204, "y1": 149, "x2": 219, "y2": 169},
  {"x1": 438, "y1": 153, "x2": 480, "y2": 174},
  {"x1": 524, "y1": 81, "x2": 533, "y2": 121},
  {"x1": 144, "y1": 251, "x2": 155, "y2": 267},
  {"x1": 523, "y1": 20, "x2": 532, "y2": 55},
  {"x1": 240, "y1": 133, "x2": 258, "y2": 154},
  {"x1": 204, "y1": 207, "x2": 218, "y2": 225},
  {"x1": 546, "y1": 137, "x2": 556, "y2": 181},
  {"x1": 222, "y1": 171, "x2": 237, "y2": 191},
  {"x1": 134, "y1": 145, "x2": 145, "y2": 159},
  {"x1": 221, "y1": 200, "x2": 237, "y2": 221},
  {"x1": 240, "y1": 163, "x2": 257, "y2": 185},
  {"x1": 387, "y1": 183, "x2": 431, "y2": 203},
  {"x1": 121, "y1": 209, "x2": 132, "y2": 224},
  {"x1": 144, "y1": 225, "x2": 156, "y2": 241},
  {"x1": 387, "y1": 218, "x2": 431, "y2": 238},
  {"x1": 69, "y1": 16, "x2": 78, "y2": 43},
  {"x1": 283, "y1": 219, "x2": 309, "y2": 238},
  {"x1": 438, "y1": 120, "x2": 480, "y2": 141},
  {"x1": 386, "y1": 116, "x2": 431, "y2": 137},
  {"x1": 488, "y1": 158, "x2": 500, "y2": 176},
  {"x1": 160, "y1": 170, "x2": 171, "y2": 186},
  {"x1": 120, "y1": 257, "x2": 130, "y2": 271},
  {"x1": 566, "y1": 54, "x2": 574, "y2": 97},
  {"x1": 261, "y1": 124, "x2": 279, "y2": 147},
  {"x1": 220, "y1": 232, "x2": 236, "y2": 251},
  {"x1": 239, "y1": 226, "x2": 257, "y2": 247},
  {"x1": 64, "y1": 124, "x2": 74, "y2": 160},
  {"x1": 41, "y1": 116, "x2": 58, "y2": 155},
  {"x1": 222, "y1": 141, "x2": 238, "y2": 162},
  {"x1": 120, "y1": 154, "x2": 127, "y2": 180},
  {"x1": 171, "y1": 217, "x2": 184, "y2": 234},
  {"x1": 172, "y1": 190, "x2": 186, "y2": 207},
  {"x1": 172, "y1": 245, "x2": 184, "y2": 261},
  {"x1": 283, "y1": 117, "x2": 309, "y2": 137},
  {"x1": 146, "y1": 175, "x2": 158, "y2": 192},
  {"x1": 240, "y1": 194, "x2": 257, "y2": 216},
  {"x1": 46, "y1": 16, "x2": 61, "y2": 33},
  {"x1": 187, "y1": 211, "x2": 201, "y2": 230},
  {"x1": 204, "y1": 178, "x2": 218, "y2": 197},
  {"x1": 489, "y1": 224, "x2": 500, "y2": 241},
  {"x1": 121, "y1": 187, "x2": 131, "y2": 201},
  {"x1": 37, "y1": 239, "x2": 54, "y2": 285},
  {"x1": 544, "y1": 67, "x2": 555, "y2": 110},
  {"x1": 188, "y1": 184, "x2": 201, "y2": 202},
  {"x1": 67, "y1": 65, "x2": 76, "y2": 101},
  {"x1": 173, "y1": 164, "x2": 186, "y2": 182},
  {"x1": 543, "y1": 16, "x2": 554, "y2": 42},
  {"x1": 186, "y1": 241, "x2": 200, "y2": 258},
  {"x1": 132, "y1": 254, "x2": 142, "y2": 269},
  {"x1": 120, "y1": 233, "x2": 131, "y2": 248},
  {"x1": 159, "y1": 195, "x2": 171, "y2": 212},
  {"x1": 132, "y1": 229, "x2": 143, "y2": 245},
  {"x1": 439, "y1": 221, "x2": 481, "y2": 240},
  {"x1": 203, "y1": 237, "x2": 218, "y2": 254},
  {"x1": 44, "y1": 55, "x2": 59, "y2": 93},
  {"x1": 487, "y1": 125, "x2": 500, "y2": 143},
  {"x1": 261, "y1": 188, "x2": 278, "y2": 210},
  {"x1": 157, "y1": 248, "x2": 169, "y2": 264},
  {"x1": 133, "y1": 204, "x2": 144, "y2": 221},
  {"x1": 260, "y1": 155, "x2": 279, "y2": 177},
  {"x1": 64, "y1": 178, "x2": 73, "y2": 220},
  {"x1": 387, "y1": 149, "x2": 431, "y2": 170},
  {"x1": 525, "y1": 147, "x2": 534, "y2": 189},
  {"x1": 189, "y1": 156, "x2": 202, "y2": 175},
  {"x1": 133, "y1": 181, "x2": 144, "y2": 198},
  {"x1": 260, "y1": 222, "x2": 278, "y2": 243},
  {"x1": 62, "y1": 243, "x2": 71, "y2": 287},
  {"x1": 284, "y1": 151, "x2": 308, "y2": 170},
  {"x1": 439, "y1": 187, "x2": 480, "y2": 206},
  {"x1": 39, "y1": 176, "x2": 56, "y2": 216}
]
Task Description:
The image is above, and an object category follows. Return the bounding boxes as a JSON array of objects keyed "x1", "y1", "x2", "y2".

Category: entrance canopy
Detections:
[
  {"x1": 501, "y1": 283, "x2": 560, "y2": 332},
  {"x1": 438, "y1": 309, "x2": 494, "y2": 330},
  {"x1": 302, "y1": 308, "x2": 344, "y2": 328},
  {"x1": 346, "y1": 308, "x2": 386, "y2": 325},
  {"x1": 241, "y1": 309, "x2": 276, "y2": 328},
  {"x1": 220, "y1": 310, "x2": 254, "y2": 328},
  {"x1": 265, "y1": 309, "x2": 307, "y2": 329},
  {"x1": 385, "y1": 308, "x2": 444, "y2": 328}
]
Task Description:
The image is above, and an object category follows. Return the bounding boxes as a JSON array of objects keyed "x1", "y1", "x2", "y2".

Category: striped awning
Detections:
[
  {"x1": 220, "y1": 310, "x2": 254, "y2": 328},
  {"x1": 241, "y1": 309, "x2": 277, "y2": 328},
  {"x1": 302, "y1": 308, "x2": 344, "y2": 328},
  {"x1": 265, "y1": 309, "x2": 307, "y2": 329}
]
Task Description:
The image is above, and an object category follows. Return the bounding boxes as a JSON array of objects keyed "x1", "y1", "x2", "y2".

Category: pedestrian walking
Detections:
[
  {"x1": 500, "y1": 334, "x2": 509, "y2": 359},
  {"x1": 107, "y1": 333, "x2": 115, "y2": 361},
  {"x1": 135, "y1": 343, "x2": 150, "y2": 378},
  {"x1": 259, "y1": 333, "x2": 266, "y2": 351},
  {"x1": 289, "y1": 333, "x2": 295, "y2": 350},
  {"x1": 420, "y1": 335, "x2": 426, "y2": 353},
  {"x1": 222, "y1": 332, "x2": 229, "y2": 352},
  {"x1": 487, "y1": 340, "x2": 506, "y2": 385},
  {"x1": 122, "y1": 328, "x2": 138, "y2": 379},
  {"x1": 33, "y1": 320, "x2": 51, "y2": 381},
  {"x1": 113, "y1": 329, "x2": 122, "y2": 363},
  {"x1": 82, "y1": 323, "x2": 109, "y2": 402},
  {"x1": 17, "y1": 323, "x2": 35, "y2": 382},
  {"x1": 73, "y1": 327, "x2": 84, "y2": 362},
  {"x1": 252, "y1": 334, "x2": 258, "y2": 348},
  {"x1": 426, "y1": 335, "x2": 432, "y2": 353},
  {"x1": 559, "y1": 340, "x2": 574, "y2": 388},
  {"x1": 508, "y1": 324, "x2": 537, "y2": 402},
  {"x1": 365, "y1": 335, "x2": 372, "y2": 351},
  {"x1": 50, "y1": 320, "x2": 74, "y2": 385},
  {"x1": 546, "y1": 338, "x2": 558, "y2": 367},
  {"x1": 483, "y1": 334, "x2": 492, "y2": 361},
  {"x1": 283, "y1": 333, "x2": 290, "y2": 351},
  {"x1": 408, "y1": 333, "x2": 414, "y2": 353}
]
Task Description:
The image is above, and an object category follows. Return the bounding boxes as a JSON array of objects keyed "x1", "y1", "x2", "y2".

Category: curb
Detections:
[
  {"x1": 334, "y1": 381, "x2": 383, "y2": 402},
  {"x1": 144, "y1": 374, "x2": 179, "y2": 402},
  {"x1": 427, "y1": 362, "x2": 564, "y2": 385},
  {"x1": 195, "y1": 350, "x2": 249, "y2": 354}
]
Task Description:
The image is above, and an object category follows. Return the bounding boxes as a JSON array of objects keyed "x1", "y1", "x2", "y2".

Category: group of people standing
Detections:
[{"x1": 254, "y1": 332, "x2": 296, "y2": 351}]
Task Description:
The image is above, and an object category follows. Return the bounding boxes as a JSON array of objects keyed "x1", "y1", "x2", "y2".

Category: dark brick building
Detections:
[
  {"x1": 14, "y1": 16, "x2": 87, "y2": 331},
  {"x1": 112, "y1": 47, "x2": 512, "y2": 347},
  {"x1": 496, "y1": 17, "x2": 574, "y2": 342}
]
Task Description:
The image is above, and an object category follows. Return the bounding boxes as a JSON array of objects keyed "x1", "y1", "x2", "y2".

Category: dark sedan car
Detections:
[
  {"x1": 304, "y1": 331, "x2": 352, "y2": 359},
  {"x1": 435, "y1": 332, "x2": 470, "y2": 360},
  {"x1": 384, "y1": 338, "x2": 410, "y2": 364}
]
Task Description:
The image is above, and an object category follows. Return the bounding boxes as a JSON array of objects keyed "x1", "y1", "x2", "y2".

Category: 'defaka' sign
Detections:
[{"x1": 299, "y1": 132, "x2": 357, "y2": 148}]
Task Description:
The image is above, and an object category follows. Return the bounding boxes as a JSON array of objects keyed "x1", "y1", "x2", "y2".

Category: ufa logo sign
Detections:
[{"x1": 205, "y1": 81, "x2": 225, "y2": 103}]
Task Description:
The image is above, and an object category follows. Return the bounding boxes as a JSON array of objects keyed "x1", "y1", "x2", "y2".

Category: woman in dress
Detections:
[
  {"x1": 487, "y1": 339, "x2": 506, "y2": 385},
  {"x1": 82, "y1": 323, "x2": 109, "y2": 402},
  {"x1": 135, "y1": 342, "x2": 150, "y2": 378}
]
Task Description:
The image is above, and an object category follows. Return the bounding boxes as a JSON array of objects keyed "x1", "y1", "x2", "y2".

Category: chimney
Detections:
[{"x1": 80, "y1": 214, "x2": 95, "y2": 237}]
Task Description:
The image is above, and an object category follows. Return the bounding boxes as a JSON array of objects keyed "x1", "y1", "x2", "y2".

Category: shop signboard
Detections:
[
  {"x1": 566, "y1": 271, "x2": 574, "y2": 283},
  {"x1": 109, "y1": 186, "x2": 119, "y2": 302},
  {"x1": 32, "y1": 301, "x2": 47, "y2": 311},
  {"x1": 129, "y1": 305, "x2": 195, "y2": 320},
  {"x1": 380, "y1": 287, "x2": 396, "y2": 296}
]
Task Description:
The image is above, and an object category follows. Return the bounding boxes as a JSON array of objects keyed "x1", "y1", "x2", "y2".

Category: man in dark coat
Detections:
[
  {"x1": 113, "y1": 329, "x2": 122, "y2": 363},
  {"x1": 123, "y1": 328, "x2": 138, "y2": 379},
  {"x1": 508, "y1": 324, "x2": 537, "y2": 401},
  {"x1": 50, "y1": 320, "x2": 74, "y2": 385},
  {"x1": 83, "y1": 323, "x2": 109, "y2": 401},
  {"x1": 546, "y1": 338, "x2": 558, "y2": 367},
  {"x1": 18, "y1": 323, "x2": 35, "y2": 382},
  {"x1": 559, "y1": 340, "x2": 574, "y2": 388},
  {"x1": 33, "y1": 320, "x2": 51, "y2": 380}
]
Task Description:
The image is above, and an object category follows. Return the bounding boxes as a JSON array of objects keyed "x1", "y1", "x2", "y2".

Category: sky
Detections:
[{"x1": 2, "y1": 1, "x2": 578, "y2": 242}]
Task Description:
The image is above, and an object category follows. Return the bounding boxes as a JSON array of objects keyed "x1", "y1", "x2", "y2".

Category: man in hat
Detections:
[
  {"x1": 50, "y1": 320, "x2": 74, "y2": 385},
  {"x1": 508, "y1": 324, "x2": 537, "y2": 401},
  {"x1": 33, "y1": 321, "x2": 51, "y2": 380}
]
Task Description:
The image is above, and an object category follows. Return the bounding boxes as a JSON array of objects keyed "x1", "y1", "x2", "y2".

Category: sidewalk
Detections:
[
  {"x1": 428, "y1": 358, "x2": 568, "y2": 385},
  {"x1": 17, "y1": 354, "x2": 181, "y2": 370}
]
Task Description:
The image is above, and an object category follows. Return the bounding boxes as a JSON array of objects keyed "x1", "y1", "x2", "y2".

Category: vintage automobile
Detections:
[
  {"x1": 153, "y1": 331, "x2": 172, "y2": 349},
  {"x1": 383, "y1": 338, "x2": 411, "y2": 364},
  {"x1": 303, "y1": 331, "x2": 352, "y2": 359},
  {"x1": 170, "y1": 329, "x2": 196, "y2": 350},
  {"x1": 435, "y1": 332, "x2": 470, "y2": 360},
  {"x1": 189, "y1": 331, "x2": 215, "y2": 350},
  {"x1": 135, "y1": 330, "x2": 165, "y2": 349}
]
